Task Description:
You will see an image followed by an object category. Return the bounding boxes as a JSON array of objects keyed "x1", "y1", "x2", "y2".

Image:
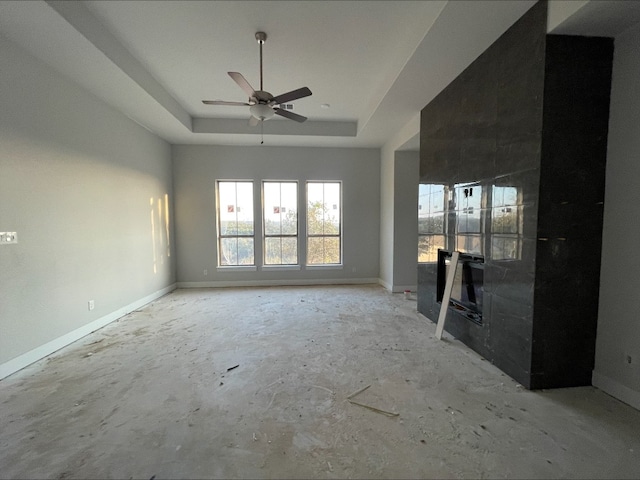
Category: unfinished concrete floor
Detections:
[{"x1": 1, "y1": 285, "x2": 640, "y2": 479}]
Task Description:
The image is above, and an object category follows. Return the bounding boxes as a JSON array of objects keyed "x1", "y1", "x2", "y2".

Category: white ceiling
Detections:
[{"x1": 1, "y1": 1, "x2": 638, "y2": 148}]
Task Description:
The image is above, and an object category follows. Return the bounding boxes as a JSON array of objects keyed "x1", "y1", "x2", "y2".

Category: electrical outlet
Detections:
[
  {"x1": 88, "y1": 300, "x2": 95, "y2": 311},
  {"x1": 204, "y1": 269, "x2": 208, "y2": 276},
  {"x1": 0, "y1": 232, "x2": 18, "y2": 244}
]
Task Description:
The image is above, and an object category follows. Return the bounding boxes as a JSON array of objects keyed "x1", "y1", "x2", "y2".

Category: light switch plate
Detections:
[{"x1": 0, "y1": 232, "x2": 18, "y2": 244}]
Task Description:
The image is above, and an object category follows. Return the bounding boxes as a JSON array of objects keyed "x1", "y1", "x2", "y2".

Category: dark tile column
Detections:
[
  {"x1": 418, "y1": 2, "x2": 613, "y2": 389},
  {"x1": 531, "y1": 35, "x2": 613, "y2": 389}
]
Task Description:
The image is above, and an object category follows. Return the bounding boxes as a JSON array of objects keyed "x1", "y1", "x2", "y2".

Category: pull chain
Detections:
[{"x1": 261, "y1": 120, "x2": 264, "y2": 144}]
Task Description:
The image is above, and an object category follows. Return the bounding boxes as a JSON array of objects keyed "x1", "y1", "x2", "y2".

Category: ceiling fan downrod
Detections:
[{"x1": 256, "y1": 31, "x2": 266, "y2": 91}]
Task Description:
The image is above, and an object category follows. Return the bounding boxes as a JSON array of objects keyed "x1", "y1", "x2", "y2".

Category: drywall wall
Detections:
[
  {"x1": 379, "y1": 145, "x2": 395, "y2": 290},
  {"x1": 594, "y1": 20, "x2": 640, "y2": 409},
  {"x1": 393, "y1": 151, "x2": 419, "y2": 291},
  {"x1": 547, "y1": 0, "x2": 589, "y2": 32},
  {"x1": 379, "y1": 114, "x2": 420, "y2": 291},
  {"x1": 172, "y1": 144, "x2": 380, "y2": 286},
  {"x1": 0, "y1": 37, "x2": 175, "y2": 373}
]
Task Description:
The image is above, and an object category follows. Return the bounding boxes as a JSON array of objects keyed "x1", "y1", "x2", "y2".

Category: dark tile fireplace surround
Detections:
[{"x1": 417, "y1": 1, "x2": 614, "y2": 390}]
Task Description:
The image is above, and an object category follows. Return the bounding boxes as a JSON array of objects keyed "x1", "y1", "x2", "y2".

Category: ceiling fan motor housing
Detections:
[
  {"x1": 250, "y1": 103, "x2": 275, "y2": 120},
  {"x1": 254, "y1": 90, "x2": 274, "y2": 103}
]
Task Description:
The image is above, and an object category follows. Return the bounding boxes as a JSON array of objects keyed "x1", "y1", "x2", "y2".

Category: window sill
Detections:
[
  {"x1": 305, "y1": 264, "x2": 343, "y2": 270},
  {"x1": 262, "y1": 265, "x2": 301, "y2": 271},
  {"x1": 216, "y1": 266, "x2": 258, "y2": 272}
]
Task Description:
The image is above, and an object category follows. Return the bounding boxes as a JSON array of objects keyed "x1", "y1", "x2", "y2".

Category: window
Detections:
[
  {"x1": 454, "y1": 182, "x2": 483, "y2": 255},
  {"x1": 307, "y1": 182, "x2": 341, "y2": 265},
  {"x1": 217, "y1": 181, "x2": 254, "y2": 266},
  {"x1": 491, "y1": 185, "x2": 522, "y2": 260},
  {"x1": 263, "y1": 181, "x2": 298, "y2": 265},
  {"x1": 418, "y1": 184, "x2": 446, "y2": 262}
]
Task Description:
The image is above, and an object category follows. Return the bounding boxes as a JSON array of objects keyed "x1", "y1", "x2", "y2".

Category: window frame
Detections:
[
  {"x1": 490, "y1": 185, "x2": 523, "y2": 261},
  {"x1": 216, "y1": 180, "x2": 255, "y2": 267},
  {"x1": 262, "y1": 180, "x2": 299, "y2": 266},
  {"x1": 306, "y1": 181, "x2": 342, "y2": 266},
  {"x1": 453, "y1": 182, "x2": 484, "y2": 256},
  {"x1": 418, "y1": 183, "x2": 447, "y2": 263}
]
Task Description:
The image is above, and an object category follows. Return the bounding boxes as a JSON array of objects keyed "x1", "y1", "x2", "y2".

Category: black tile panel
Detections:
[
  {"x1": 487, "y1": 304, "x2": 534, "y2": 388},
  {"x1": 484, "y1": 264, "x2": 536, "y2": 305},
  {"x1": 494, "y1": 141, "x2": 542, "y2": 177},
  {"x1": 417, "y1": 263, "x2": 439, "y2": 322},
  {"x1": 420, "y1": 1, "x2": 547, "y2": 387}
]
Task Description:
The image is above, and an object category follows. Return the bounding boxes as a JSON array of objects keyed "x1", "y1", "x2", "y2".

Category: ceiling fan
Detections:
[{"x1": 202, "y1": 31, "x2": 312, "y2": 126}]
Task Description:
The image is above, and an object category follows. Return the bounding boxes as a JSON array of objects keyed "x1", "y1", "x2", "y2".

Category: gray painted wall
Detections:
[
  {"x1": 0, "y1": 38, "x2": 175, "y2": 368},
  {"x1": 594, "y1": 21, "x2": 640, "y2": 408},
  {"x1": 393, "y1": 151, "x2": 419, "y2": 291},
  {"x1": 379, "y1": 114, "x2": 420, "y2": 292},
  {"x1": 172, "y1": 145, "x2": 380, "y2": 285},
  {"x1": 379, "y1": 144, "x2": 395, "y2": 290}
]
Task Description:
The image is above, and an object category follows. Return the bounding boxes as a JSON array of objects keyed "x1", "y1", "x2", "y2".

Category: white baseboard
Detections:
[
  {"x1": 392, "y1": 284, "x2": 417, "y2": 294},
  {"x1": 377, "y1": 279, "x2": 417, "y2": 294},
  {"x1": 378, "y1": 278, "x2": 418, "y2": 293},
  {"x1": 0, "y1": 283, "x2": 177, "y2": 380},
  {"x1": 177, "y1": 278, "x2": 379, "y2": 289},
  {"x1": 592, "y1": 370, "x2": 640, "y2": 411}
]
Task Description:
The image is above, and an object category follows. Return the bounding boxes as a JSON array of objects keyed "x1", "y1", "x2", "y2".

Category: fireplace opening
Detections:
[{"x1": 437, "y1": 249, "x2": 484, "y2": 325}]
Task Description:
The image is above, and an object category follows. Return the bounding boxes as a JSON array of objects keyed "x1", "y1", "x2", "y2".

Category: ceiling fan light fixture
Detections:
[{"x1": 250, "y1": 104, "x2": 275, "y2": 121}]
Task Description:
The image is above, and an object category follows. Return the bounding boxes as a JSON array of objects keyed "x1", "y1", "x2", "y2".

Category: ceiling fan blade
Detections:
[
  {"x1": 249, "y1": 115, "x2": 260, "y2": 127},
  {"x1": 228, "y1": 72, "x2": 256, "y2": 98},
  {"x1": 202, "y1": 100, "x2": 251, "y2": 106},
  {"x1": 271, "y1": 87, "x2": 312, "y2": 105},
  {"x1": 274, "y1": 108, "x2": 307, "y2": 123}
]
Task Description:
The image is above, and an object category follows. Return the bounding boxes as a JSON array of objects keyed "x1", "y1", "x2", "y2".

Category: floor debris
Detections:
[
  {"x1": 346, "y1": 384, "x2": 371, "y2": 399},
  {"x1": 3, "y1": 286, "x2": 640, "y2": 479},
  {"x1": 310, "y1": 384, "x2": 334, "y2": 395},
  {"x1": 346, "y1": 383, "x2": 399, "y2": 417},
  {"x1": 348, "y1": 399, "x2": 399, "y2": 417}
]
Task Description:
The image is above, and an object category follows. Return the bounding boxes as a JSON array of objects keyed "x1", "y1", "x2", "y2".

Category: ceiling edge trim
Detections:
[
  {"x1": 193, "y1": 118, "x2": 357, "y2": 137},
  {"x1": 46, "y1": 0, "x2": 192, "y2": 132}
]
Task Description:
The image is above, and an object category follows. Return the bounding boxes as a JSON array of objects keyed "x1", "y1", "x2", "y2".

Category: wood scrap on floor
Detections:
[
  {"x1": 346, "y1": 383, "x2": 399, "y2": 417},
  {"x1": 348, "y1": 399, "x2": 399, "y2": 417}
]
